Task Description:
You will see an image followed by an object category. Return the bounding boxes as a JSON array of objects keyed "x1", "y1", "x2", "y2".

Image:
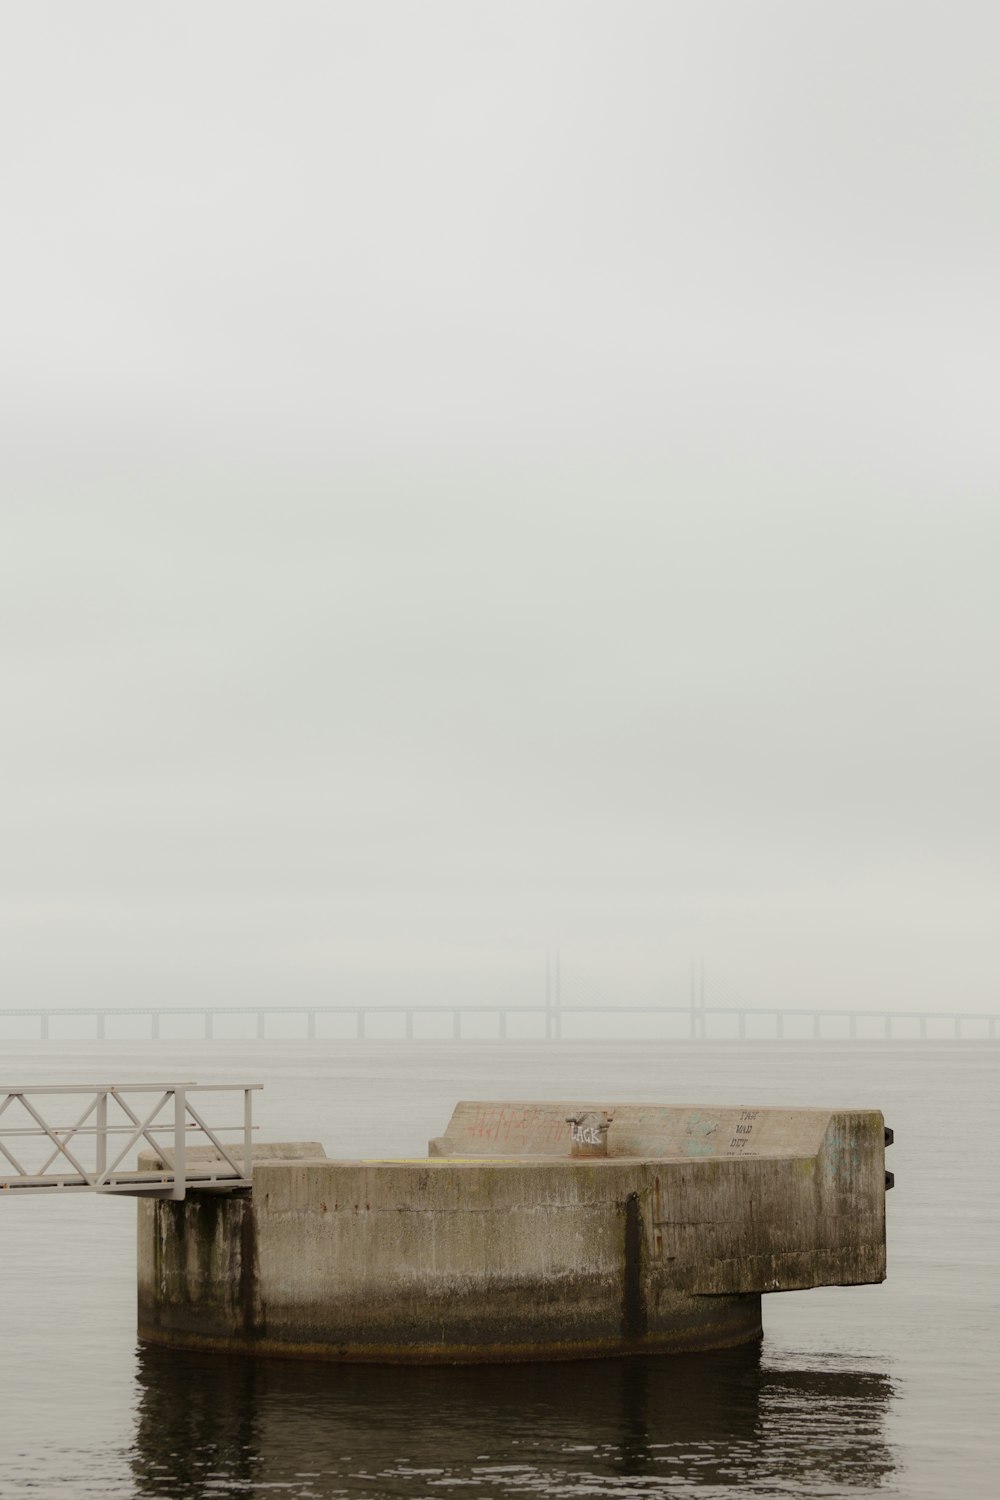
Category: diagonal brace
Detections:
[
  {"x1": 98, "y1": 1092, "x2": 171, "y2": 1185},
  {"x1": 182, "y1": 1097, "x2": 246, "y2": 1178},
  {"x1": 37, "y1": 1095, "x2": 99, "y2": 1177}
]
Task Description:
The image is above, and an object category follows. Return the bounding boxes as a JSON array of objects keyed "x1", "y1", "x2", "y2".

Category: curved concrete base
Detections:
[
  {"x1": 137, "y1": 1310, "x2": 763, "y2": 1364},
  {"x1": 137, "y1": 1163, "x2": 765, "y2": 1363}
]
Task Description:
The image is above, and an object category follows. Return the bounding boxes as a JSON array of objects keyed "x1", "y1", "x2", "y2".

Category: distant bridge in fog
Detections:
[{"x1": 0, "y1": 1001, "x2": 997, "y2": 1042}]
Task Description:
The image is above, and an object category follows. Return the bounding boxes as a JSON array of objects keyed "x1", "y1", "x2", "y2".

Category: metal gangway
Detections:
[{"x1": 0, "y1": 1083, "x2": 260, "y2": 1199}]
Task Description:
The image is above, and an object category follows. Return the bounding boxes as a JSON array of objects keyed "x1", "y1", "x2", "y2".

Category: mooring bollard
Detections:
[{"x1": 566, "y1": 1110, "x2": 612, "y2": 1157}]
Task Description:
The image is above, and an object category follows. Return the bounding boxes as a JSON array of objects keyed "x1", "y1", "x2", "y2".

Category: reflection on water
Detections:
[{"x1": 131, "y1": 1343, "x2": 895, "y2": 1498}]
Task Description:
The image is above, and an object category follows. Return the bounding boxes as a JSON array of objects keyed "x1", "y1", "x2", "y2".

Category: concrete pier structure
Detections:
[{"x1": 137, "y1": 1102, "x2": 891, "y2": 1363}]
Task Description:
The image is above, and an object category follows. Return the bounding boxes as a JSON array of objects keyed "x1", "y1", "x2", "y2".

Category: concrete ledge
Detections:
[
  {"x1": 430, "y1": 1101, "x2": 840, "y2": 1160},
  {"x1": 138, "y1": 1141, "x2": 327, "y2": 1171}
]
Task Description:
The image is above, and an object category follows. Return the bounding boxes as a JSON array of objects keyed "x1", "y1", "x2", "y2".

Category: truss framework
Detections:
[{"x1": 0, "y1": 1083, "x2": 260, "y2": 1198}]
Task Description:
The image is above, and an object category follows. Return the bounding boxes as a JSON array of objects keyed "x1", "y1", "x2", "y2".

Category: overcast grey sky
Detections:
[{"x1": 2, "y1": 4, "x2": 998, "y2": 1018}]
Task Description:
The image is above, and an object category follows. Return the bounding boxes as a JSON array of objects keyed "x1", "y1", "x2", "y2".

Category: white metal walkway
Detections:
[{"x1": 0, "y1": 1083, "x2": 260, "y2": 1199}]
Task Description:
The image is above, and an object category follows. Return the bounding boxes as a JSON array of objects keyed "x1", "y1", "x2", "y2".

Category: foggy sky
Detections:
[{"x1": 2, "y1": 4, "x2": 998, "y2": 1016}]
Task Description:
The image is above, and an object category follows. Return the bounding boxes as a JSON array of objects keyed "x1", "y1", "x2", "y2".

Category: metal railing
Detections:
[
  {"x1": 0, "y1": 1083, "x2": 260, "y2": 1198},
  {"x1": 0, "y1": 1002, "x2": 997, "y2": 1041}
]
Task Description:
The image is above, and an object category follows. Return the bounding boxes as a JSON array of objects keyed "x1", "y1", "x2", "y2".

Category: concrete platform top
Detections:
[{"x1": 139, "y1": 1141, "x2": 327, "y2": 1170}]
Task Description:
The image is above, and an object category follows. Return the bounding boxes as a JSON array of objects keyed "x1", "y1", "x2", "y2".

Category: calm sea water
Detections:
[{"x1": 1, "y1": 1040, "x2": 997, "y2": 1499}]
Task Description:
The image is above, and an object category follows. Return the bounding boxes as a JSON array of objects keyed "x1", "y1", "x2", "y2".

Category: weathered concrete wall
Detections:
[
  {"x1": 136, "y1": 1142, "x2": 327, "y2": 1355},
  {"x1": 138, "y1": 1107, "x2": 886, "y2": 1363},
  {"x1": 428, "y1": 1101, "x2": 594, "y2": 1157},
  {"x1": 429, "y1": 1101, "x2": 837, "y2": 1160},
  {"x1": 648, "y1": 1112, "x2": 887, "y2": 1294},
  {"x1": 139, "y1": 1157, "x2": 762, "y2": 1360}
]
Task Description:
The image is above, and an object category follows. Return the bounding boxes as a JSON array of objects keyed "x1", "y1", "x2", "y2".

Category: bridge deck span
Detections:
[{"x1": 1, "y1": 1004, "x2": 997, "y2": 1041}]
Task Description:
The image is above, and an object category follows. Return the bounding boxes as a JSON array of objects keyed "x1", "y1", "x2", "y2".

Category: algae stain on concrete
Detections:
[{"x1": 621, "y1": 1192, "x2": 648, "y2": 1341}]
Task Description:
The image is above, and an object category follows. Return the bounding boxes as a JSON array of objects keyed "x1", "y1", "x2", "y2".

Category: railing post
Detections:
[
  {"x1": 244, "y1": 1088, "x2": 253, "y2": 1180},
  {"x1": 95, "y1": 1091, "x2": 108, "y2": 1179},
  {"x1": 172, "y1": 1088, "x2": 186, "y2": 1200}
]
